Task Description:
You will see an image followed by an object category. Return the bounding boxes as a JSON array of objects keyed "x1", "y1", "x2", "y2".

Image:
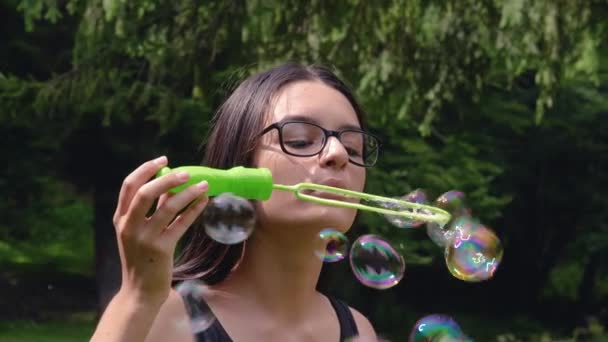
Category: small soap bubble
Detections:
[
  {"x1": 202, "y1": 193, "x2": 256, "y2": 245},
  {"x1": 349, "y1": 234, "x2": 405, "y2": 289},
  {"x1": 409, "y1": 314, "x2": 469, "y2": 342},
  {"x1": 382, "y1": 189, "x2": 430, "y2": 228},
  {"x1": 427, "y1": 223, "x2": 456, "y2": 248},
  {"x1": 427, "y1": 191, "x2": 471, "y2": 247},
  {"x1": 315, "y1": 228, "x2": 348, "y2": 262},
  {"x1": 175, "y1": 280, "x2": 216, "y2": 335},
  {"x1": 445, "y1": 216, "x2": 503, "y2": 282},
  {"x1": 435, "y1": 191, "x2": 471, "y2": 217}
]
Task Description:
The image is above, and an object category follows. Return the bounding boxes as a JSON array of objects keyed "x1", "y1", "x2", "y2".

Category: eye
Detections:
[
  {"x1": 285, "y1": 139, "x2": 314, "y2": 149},
  {"x1": 346, "y1": 147, "x2": 362, "y2": 157}
]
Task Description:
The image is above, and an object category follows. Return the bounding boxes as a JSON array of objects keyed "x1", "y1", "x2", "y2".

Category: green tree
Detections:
[{"x1": 2, "y1": 0, "x2": 607, "y2": 338}]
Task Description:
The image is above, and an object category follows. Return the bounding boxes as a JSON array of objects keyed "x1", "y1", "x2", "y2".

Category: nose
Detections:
[{"x1": 319, "y1": 136, "x2": 349, "y2": 169}]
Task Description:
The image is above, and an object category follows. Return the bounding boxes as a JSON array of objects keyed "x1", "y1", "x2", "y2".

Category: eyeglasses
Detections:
[{"x1": 260, "y1": 120, "x2": 380, "y2": 167}]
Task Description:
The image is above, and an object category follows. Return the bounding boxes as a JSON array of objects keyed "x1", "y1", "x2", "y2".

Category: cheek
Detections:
[
  {"x1": 252, "y1": 149, "x2": 309, "y2": 219},
  {"x1": 354, "y1": 168, "x2": 366, "y2": 192},
  {"x1": 251, "y1": 148, "x2": 365, "y2": 231},
  {"x1": 256, "y1": 189, "x2": 301, "y2": 221},
  {"x1": 255, "y1": 193, "x2": 358, "y2": 233},
  {"x1": 253, "y1": 141, "x2": 312, "y2": 187}
]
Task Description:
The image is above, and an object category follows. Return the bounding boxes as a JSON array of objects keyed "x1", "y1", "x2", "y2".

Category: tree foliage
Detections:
[{"x1": 2, "y1": 0, "x2": 608, "y2": 339}]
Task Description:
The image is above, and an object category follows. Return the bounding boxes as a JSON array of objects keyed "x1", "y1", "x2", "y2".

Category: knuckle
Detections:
[
  {"x1": 122, "y1": 177, "x2": 134, "y2": 191},
  {"x1": 136, "y1": 187, "x2": 155, "y2": 203},
  {"x1": 160, "y1": 202, "x2": 180, "y2": 216},
  {"x1": 118, "y1": 226, "x2": 135, "y2": 241}
]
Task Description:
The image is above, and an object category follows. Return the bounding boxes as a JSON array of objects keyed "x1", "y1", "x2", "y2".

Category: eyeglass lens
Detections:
[{"x1": 281, "y1": 122, "x2": 377, "y2": 166}]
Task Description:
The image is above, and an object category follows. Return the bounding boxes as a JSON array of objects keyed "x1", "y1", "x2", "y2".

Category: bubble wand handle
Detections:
[
  {"x1": 156, "y1": 166, "x2": 274, "y2": 200},
  {"x1": 157, "y1": 166, "x2": 451, "y2": 225}
]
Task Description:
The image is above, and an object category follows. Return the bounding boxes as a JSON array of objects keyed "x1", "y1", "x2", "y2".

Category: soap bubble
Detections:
[
  {"x1": 202, "y1": 193, "x2": 256, "y2": 244},
  {"x1": 175, "y1": 280, "x2": 216, "y2": 335},
  {"x1": 445, "y1": 216, "x2": 503, "y2": 282},
  {"x1": 379, "y1": 189, "x2": 432, "y2": 228},
  {"x1": 349, "y1": 235, "x2": 405, "y2": 289},
  {"x1": 434, "y1": 191, "x2": 471, "y2": 217},
  {"x1": 315, "y1": 228, "x2": 348, "y2": 262},
  {"x1": 427, "y1": 223, "x2": 456, "y2": 249},
  {"x1": 409, "y1": 314, "x2": 470, "y2": 342},
  {"x1": 427, "y1": 191, "x2": 471, "y2": 247}
]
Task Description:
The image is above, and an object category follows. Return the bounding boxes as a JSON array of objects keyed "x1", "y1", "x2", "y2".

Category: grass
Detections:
[
  {"x1": 0, "y1": 312, "x2": 96, "y2": 342},
  {"x1": 0, "y1": 242, "x2": 97, "y2": 341}
]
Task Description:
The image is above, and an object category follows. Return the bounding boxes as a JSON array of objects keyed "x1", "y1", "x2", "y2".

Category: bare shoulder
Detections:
[
  {"x1": 145, "y1": 289, "x2": 194, "y2": 342},
  {"x1": 349, "y1": 306, "x2": 377, "y2": 340}
]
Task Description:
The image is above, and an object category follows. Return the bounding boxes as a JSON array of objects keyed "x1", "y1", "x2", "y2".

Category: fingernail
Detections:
[
  {"x1": 153, "y1": 156, "x2": 167, "y2": 165},
  {"x1": 196, "y1": 181, "x2": 208, "y2": 192},
  {"x1": 176, "y1": 171, "x2": 189, "y2": 182}
]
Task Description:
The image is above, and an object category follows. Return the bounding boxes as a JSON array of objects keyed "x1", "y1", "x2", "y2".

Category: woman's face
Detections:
[{"x1": 253, "y1": 80, "x2": 366, "y2": 233}]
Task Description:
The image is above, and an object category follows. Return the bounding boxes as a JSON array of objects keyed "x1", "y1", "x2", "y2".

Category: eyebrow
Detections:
[{"x1": 279, "y1": 114, "x2": 362, "y2": 131}]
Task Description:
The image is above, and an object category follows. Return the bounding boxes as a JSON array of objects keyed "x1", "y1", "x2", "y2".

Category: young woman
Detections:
[{"x1": 91, "y1": 62, "x2": 381, "y2": 342}]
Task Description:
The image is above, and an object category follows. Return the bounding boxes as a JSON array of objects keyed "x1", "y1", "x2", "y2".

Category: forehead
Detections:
[{"x1": 270, "y1": 80, "x2": 360, "y2": 130}]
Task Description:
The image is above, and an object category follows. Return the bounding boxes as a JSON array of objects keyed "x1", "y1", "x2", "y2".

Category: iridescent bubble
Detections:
[
  {"x1": 445, "y1": 216, "x2": 503, "y2": 282},
  {"x1": 427, "y1": 223, "x2": 456, "y2": 248},
  {"x1": 427, "y1": 191, "x2": 471, "y2": 247},
  {"x1": 382, "y1": 189, "x2": 430, "y2": 228},
  {"x1": 409, "y1": 314, "x2": 469, "y2": 342},
  {"x1": 349, "y1": 234, "x2": 405, "y2": 289},
  {"x1": 435, "y1": 191, "x2": 471, "y2": 217},
  {"x1": 315, "y1": 228, "x2": 348, "y2": 262},
  {"x1": 175, "y1": 280, "x2": 217, "y2": 335},
  {"x1": 202, "y1": 193, "x2": 256, "y2": 245}
]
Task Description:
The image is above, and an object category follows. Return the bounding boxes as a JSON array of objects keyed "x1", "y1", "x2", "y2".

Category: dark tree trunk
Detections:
[
  {"x1": 90, "y1": 129, "x2": 138, "y2": 315},
  {"x1": 577, "y1": 252, "x2": 600, "y2": 317},
  {"x1": 64, "y1": 120, "x2": 134, "y2": 316},
  {"x1": 94, "y1": 183, "x2": 122, "y2": 315},
  {"x1": 89, "y1": 122, "x2": 161, "y2": 315}
]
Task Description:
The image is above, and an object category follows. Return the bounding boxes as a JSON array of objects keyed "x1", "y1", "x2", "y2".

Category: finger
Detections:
[
  {"x1": 163, "y1": 192, "x2": 209, "y2": 242},
  {"x1": 115, "y1": 156, "x2": 168, "y2": 219},
  {"x1": 157, "y1": 193, "x2": 174, "y2": 210},
  {"x1": 125, "y1": 170, "x2": 191, "y2": 228},
  {"x1": 150, "y1": 181, "x2": 209, "y2": 231}
]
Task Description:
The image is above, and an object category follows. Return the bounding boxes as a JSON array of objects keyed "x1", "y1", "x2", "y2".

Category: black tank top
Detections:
[{"x1": 183, "y1": 294, "x2": 359, "y2": 341}]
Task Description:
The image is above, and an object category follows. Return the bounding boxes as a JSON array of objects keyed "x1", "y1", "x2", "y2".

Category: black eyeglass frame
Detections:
[{"x1": 260, "y1": 120, "x2": 381, "y2": 167}]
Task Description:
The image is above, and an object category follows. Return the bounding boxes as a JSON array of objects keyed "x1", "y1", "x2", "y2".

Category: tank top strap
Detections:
[
  {"x1": 176, "y1": 285, "x2": 233, "y2": 342},
  {"x1": 326, "y1": 295, "x2": 360, "y2": 340},
  {"x1": 181, "y1": 288, "x2": 359, "y2": 341}
]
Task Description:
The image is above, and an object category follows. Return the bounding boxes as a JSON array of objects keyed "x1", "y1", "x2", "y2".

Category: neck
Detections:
[{"x1": 216, "y1": 224, "x2": 327, "y2": 321}]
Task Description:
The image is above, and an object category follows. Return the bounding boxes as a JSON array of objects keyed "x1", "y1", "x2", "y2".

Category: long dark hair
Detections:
[{"x1": 173, "y1": 62, "x2": 369, "y2": 284}]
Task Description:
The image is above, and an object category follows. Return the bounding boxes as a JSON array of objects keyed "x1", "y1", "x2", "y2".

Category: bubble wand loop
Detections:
[{"x1": 157, "y1": 166, "x2": 451, "y2": 226}]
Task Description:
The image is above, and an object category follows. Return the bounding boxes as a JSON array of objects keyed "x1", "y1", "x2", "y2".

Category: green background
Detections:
[{"x1": 1, "y1": 0, "x2": 607, "y2": 340}]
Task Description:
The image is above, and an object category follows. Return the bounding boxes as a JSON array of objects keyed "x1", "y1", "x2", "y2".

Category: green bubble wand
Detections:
[{"x1": 157, "y1": 166, "x2": 451, "y2": 226}]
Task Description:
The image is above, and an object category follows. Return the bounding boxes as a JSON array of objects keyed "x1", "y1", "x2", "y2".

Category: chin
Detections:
[
  {"x1": 258, "y1": 197, "x2": 357, "y2": 232},
  {"x1": 295, "y1": 204, "x2": 356, "y2": 232}
]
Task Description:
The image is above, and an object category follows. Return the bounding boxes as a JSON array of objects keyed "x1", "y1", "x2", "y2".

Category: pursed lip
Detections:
[
  {"x1": 319, "y1": 178, "x2": 346, "y2": 189},
  {"x1": 306, "y1": 191, "x2": 349, "y2": 201}
]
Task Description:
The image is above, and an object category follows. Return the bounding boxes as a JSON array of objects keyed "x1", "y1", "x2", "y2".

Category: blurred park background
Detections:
[{"x1": 1, "y1": 0, "x2": 607, "y2": 341}]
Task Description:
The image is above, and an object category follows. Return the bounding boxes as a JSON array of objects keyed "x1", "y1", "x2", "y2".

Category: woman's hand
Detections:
[{"x1": 112, "y1": 156, "x2": 209, "y2": 305}]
